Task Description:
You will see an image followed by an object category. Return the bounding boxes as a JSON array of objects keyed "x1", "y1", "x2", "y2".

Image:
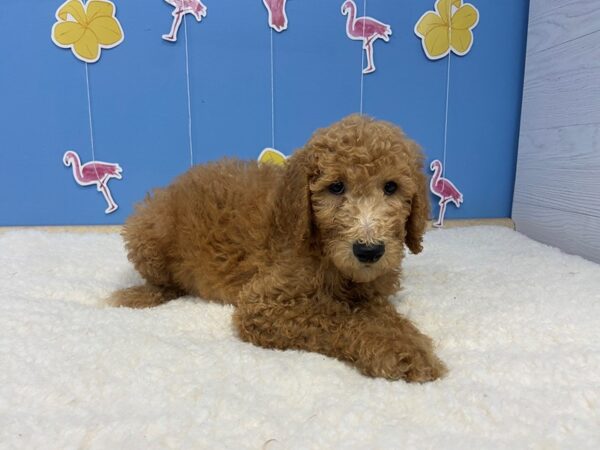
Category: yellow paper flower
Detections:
[
  {"x1": 258, "y1": 148, "x2": 287, "y2": 166},
  {"x1": 414, "y1": 0, "x2": 479, "y2": 60},
  {"x1": 51, "y1": 0, "x2": 124, "y2": 63}
]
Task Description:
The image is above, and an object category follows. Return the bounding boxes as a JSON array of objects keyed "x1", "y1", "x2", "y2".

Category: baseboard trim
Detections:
[
  {"x1": 0, "y1": 219, "x2": 515, "y2": 234},
  {"x1": 428, "y1": 218, "x2": 515, "y2": 230},
  {"x1": 0, "y1": 225, "x2": 122, "y2": 234}
]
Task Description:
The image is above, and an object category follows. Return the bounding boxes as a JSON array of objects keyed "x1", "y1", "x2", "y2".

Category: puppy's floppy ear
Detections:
[
  {"x1": 273, "y1": 148, "x2": 316, "y2": 250},
  {"x1": 405, "y1": 144, "x2": 430, "y2": 254}
]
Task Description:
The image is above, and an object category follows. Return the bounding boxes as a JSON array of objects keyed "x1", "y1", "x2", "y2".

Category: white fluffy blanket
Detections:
[{"x1": 1, "y1": 227, "x2": 599, "y2": 449}]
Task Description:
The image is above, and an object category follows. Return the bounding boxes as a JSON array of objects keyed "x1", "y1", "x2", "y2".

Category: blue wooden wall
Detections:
[{"x1": 0, "y1": 0, "x2": 529, "y2": 225}]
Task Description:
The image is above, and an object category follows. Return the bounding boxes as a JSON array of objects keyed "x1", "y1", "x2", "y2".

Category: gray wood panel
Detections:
[
  {"x1": 520, "y1": 68, "x2": 600, "y2": 131},
  {"x1": 518, "y1": 125, "x2": 600, "y2": 171},
  {"x1": 529, "y1": 0, "x2": 574, "y2": 20},
  {"x1": 513, "y1": 201, "x2": 600, "y2": 264},
  {"x1": 527, "y1": 0, "x2": 600, "y2": 53},
  {"x1": 515, "y1": 124, "x2": 600, "y2": 217},
  {"x1": 520, "y1": 27, "x2": 600, "y2": 131},
  {"x1": 513, "y1": 0, "x2": 600, "y2": 264},
  {"x1": 520, "y1": 41, "x2": 600, "y2": 130},
  {"x1": 524, "y1": 30, "x2": 600, "y2": 83}
]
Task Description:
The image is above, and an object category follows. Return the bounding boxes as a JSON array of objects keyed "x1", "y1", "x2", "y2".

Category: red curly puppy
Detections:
[{"x1": 110, "y1": 115, "x2": 446, "y2": 382}]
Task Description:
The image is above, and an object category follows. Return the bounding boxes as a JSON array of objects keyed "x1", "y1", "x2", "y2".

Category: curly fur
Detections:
[{"x1": 109, "y1": 115, "x2": 446, "y2": 382}]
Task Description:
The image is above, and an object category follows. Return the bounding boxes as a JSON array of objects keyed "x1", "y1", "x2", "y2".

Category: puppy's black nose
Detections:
[{"x1": 353, "y1": 242, "x2": 385, "y2": 263}]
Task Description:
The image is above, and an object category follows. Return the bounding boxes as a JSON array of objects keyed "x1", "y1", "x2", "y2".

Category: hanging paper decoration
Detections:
[
  {"x1": 414, "y1": 1, "x2": 478, "y2": 225},
  {"x1": 52, "y1": 1, "x2": 123, "y2": 215},
  {"x1": 63, "y1": 151, "x2": 123, "y2": 214},
  {"x1": 429, "y1": 159, "x2": 463, "y2": 227},
  {"x1": 341, "y1": 0, "x2": 392, "y2": 74},
  {"x1": 161, "y1": 1, "x2": 200, "y2": 167},
  {"x1": 263, "y1": 0, "x2": 288, "y2": 32},
  {"x1": 414, "y1": 0, "x2": 479, "y2": 60},
  {"x1": 162, "y1": 0, "x2": 207, "y2": 42},
  {"x1": 258, "y1": 148, "x2": 287, "y2": 166},
  {"x1": 51, "y1": 0, "x2": 124, "y2": 63},
  {"x1": 161, "y1": 1, "x2": 201, "y2": 168}
]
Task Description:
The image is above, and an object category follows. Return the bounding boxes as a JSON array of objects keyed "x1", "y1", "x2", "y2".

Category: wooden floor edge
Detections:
[
  {"x1": 0, "y1": 219, "x2": 515, "y2": 234},
  {"x1": 0, "y1": 225, "x2": 123, "y2": 234},
  {"x1": 428, "y1": 218, "x2": 515, "y2": 230}
]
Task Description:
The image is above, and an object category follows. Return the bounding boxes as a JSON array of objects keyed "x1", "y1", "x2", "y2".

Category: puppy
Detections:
[{"x1": 110, "y1": 115, "x2": 446, "y2": 382}]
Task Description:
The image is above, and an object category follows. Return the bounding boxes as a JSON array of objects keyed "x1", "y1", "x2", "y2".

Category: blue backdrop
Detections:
[{"x1": 0, "y1": 0, "x2": 529, "y2": 225}]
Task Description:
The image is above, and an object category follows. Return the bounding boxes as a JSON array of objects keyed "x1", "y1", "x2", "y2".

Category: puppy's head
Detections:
[{"x1": 275, "y1": 115, "x2": 429, "y2": 283}]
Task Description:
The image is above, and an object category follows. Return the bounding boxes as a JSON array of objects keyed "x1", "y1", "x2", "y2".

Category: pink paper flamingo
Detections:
[
  {"x1": 63, "y1": 151, "x2": 123, "y2": 214},
  {"x1": 430, "y1": 159, "x2": 463, "y2": 228},
  {"x1": 263, "y1": 0, "x2": 288, "y2": 32},
  {"x1": 162, "y1": 0, "x2": 207, "y2": 42},
  {"x1": 341, "y1": 0, "x2": 392, "y2": 74}
]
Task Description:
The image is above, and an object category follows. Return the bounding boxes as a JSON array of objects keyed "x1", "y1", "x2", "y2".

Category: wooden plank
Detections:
[
  {"x1": 515, "y1": 180, "x2": 600, "y2": 218},
  {"x1": 521, "y1": 5, "x2": 600, "y2": 131},
  {"x1": 527, "y1": 0, "x2": 600, "y2": 53},
  {"x1": 529, "y1": 0, "x2": 575, "y2": 21},
  {"x1": 524, "y1": 29, "x2": 600, "y2": 82},
  {"x1": 431, "y1": 219, "x2": 514, "y2": 230},
  {"x1": 520, "y1": 65, "x2": 600, "y2": 131},
  {"x1": 517, "y1": 124, "x2": 600, "y2": 171},
  {"x1": 512, "y1": 200, "x2": 600, "y2": 264},
  {"x1": 514, "y1": 125, "x2": 600, "y2": 217},
  {"x1": 514, "y1": 184, "x2": 600, "y2": 221}
]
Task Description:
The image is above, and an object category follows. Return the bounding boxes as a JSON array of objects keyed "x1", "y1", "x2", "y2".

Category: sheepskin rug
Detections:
[{"x1": 1, "y1": 226, "x2": 599, "y2": 449}]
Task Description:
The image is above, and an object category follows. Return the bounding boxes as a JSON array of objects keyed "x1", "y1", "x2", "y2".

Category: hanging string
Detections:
[
  {"x1": 84, "y1": 62, "x2": 100, "y2": 179},
  {"x1": 441, "y1": 2, "x2": 452, "y2": 189},
  {"x1": 183, "y1": 15, "x2": 194, "y2": 167},
  {"x1": 270, "y1": 27, "x2": 275, "y2": 149},
  {"x1": 359, "y1": 0, "x2": 367, "y2": 115},
  {"x1": 442, "y1": 52, "x2": 451, "y2": 187}
]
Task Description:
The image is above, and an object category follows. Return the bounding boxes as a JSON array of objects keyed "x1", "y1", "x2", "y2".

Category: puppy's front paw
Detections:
[{"x1": 357, "y1": 335, "x2": 447, "y2": 382}]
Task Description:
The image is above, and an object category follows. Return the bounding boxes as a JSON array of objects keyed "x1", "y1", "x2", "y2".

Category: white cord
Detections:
[
  {"x1": 84, "y1": 62, "x2": 100, "y2": 180},
  {"x1": 84, "y1": 63, "x2": 95, "y2": 162},
  {"x1": 183, "y1": 15, "x2": 194, "y2": 167},
  {"x1": 441, "y1": 0, "x2": 453, "y2": 186},
  {"x1": 359, "y1": 0, "x2": 367, "y2": 115},
  {"x1": 270, "y1": 26, "x2": 275, "y2": 149},
  {"x1": 442, "y1": 50, "x2": 451, "y2": 186}
]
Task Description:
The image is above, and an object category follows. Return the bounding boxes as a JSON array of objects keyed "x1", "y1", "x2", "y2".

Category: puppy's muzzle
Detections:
[{"x1": 353, "y1": 242, "x2": 385, "y2": 263}]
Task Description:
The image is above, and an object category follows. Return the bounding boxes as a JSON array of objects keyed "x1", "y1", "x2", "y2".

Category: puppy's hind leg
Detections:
[{"x1": 107, "y1": 284, "x2": 184, "y2": 309}]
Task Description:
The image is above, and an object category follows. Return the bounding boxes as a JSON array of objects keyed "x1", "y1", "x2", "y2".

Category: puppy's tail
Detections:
[{"x1": 107, "y1": 284, "x2": 184, "y2": 309}]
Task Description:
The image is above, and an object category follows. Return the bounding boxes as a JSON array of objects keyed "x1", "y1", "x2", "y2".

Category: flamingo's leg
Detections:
[
  {"x1": 434, "y1": 199, "x2": 448, "y2": 228},
  {"x1": 163, "y1": 11, "x2": 184, "y2": 41},
  {"x1": 98, "y1": 182, "x2": 118, "y2": 214},
  {"x1": 363, "y1": 40, "x2": 376, "y2": 74},
  {"x1": 96, "y1": 174, "x2": 109, "y2": 191}
]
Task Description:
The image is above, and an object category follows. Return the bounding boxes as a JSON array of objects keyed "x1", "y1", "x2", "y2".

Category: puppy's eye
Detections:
[
  {"x1": 384, "y1": 181, "x2": 398, "y2": 195},
  {"x1": 328, "y1": 181, "x2": 345, "y2": 195}
]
